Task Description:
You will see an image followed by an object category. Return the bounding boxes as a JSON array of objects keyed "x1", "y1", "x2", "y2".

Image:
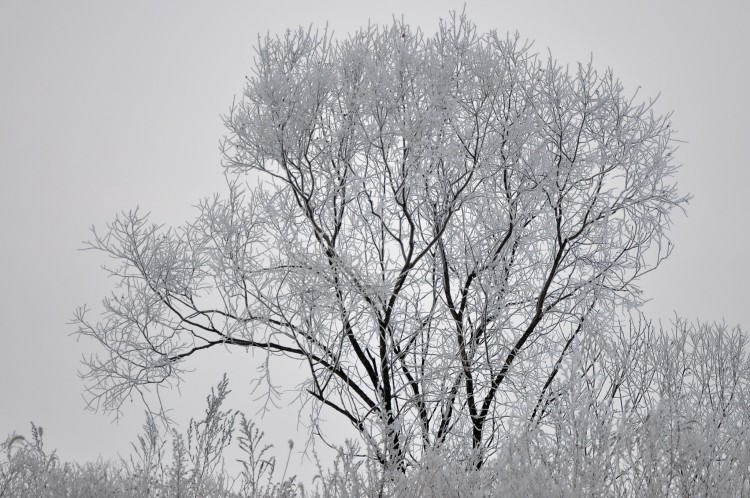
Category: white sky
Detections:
[{"x1": 1, "y1": 0, "x2": 748, "y2": 488}]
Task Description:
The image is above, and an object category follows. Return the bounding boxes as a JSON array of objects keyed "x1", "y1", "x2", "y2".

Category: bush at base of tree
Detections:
[{"x1": 3, "y1": 321, "x2": 750, "y2": 497}]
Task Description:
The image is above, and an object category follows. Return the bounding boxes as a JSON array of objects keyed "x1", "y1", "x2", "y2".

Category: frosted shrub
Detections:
[
  {"x1": 0, "y1": 376, "x2": 297, "y2": 498},
  {"x1": 4, "y1": 339, "x2": 750, "y2": 497}
]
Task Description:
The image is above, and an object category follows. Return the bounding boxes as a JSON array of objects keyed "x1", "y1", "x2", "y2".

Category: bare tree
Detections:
[{"x1": 73, "y1": 12, "x2": 687, "y2": 473}]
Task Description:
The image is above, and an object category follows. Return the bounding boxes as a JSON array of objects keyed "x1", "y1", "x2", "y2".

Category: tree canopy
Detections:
[{"x1": 74, "y1": 13, "x2": 726, "y2": 488}]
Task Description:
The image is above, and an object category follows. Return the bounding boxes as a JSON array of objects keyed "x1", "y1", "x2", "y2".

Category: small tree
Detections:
[{"x1": 74, "y1": 12, "x2": 688, "y2": 474}]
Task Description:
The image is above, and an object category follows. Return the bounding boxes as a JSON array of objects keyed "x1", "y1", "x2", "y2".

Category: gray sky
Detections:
[{"x1": 1, "y1": 0, "x2": 748, "y2": 486}]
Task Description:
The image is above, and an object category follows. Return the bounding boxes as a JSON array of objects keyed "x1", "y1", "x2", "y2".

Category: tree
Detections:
[{"x1": 73, "y1": 12, "x2": 688, "y2": 474}]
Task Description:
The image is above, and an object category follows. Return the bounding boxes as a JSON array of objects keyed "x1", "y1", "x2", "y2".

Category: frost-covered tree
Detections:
[{"x1": 73, "y1": 12, "x2": 688, "y2": 474}]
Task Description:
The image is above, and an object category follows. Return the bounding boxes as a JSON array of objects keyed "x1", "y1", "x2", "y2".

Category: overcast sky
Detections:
[{"x1": 1, "y1": 0, "x2": 748, "y2": 487}]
